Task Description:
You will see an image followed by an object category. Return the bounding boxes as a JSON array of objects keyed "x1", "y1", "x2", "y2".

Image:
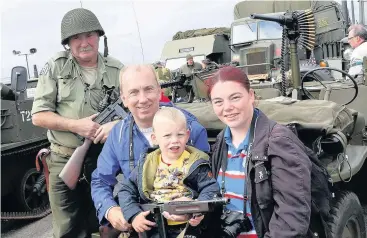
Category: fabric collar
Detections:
[{"x1": 224, "y1": 109, "x2": 258, "y2": 151}]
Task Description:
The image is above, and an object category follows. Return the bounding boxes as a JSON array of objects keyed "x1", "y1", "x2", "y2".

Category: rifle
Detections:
[
  {"x1": 59, "y1": 97, "x2": 128, "y2": 190},
  {"x1": 139, "y1": 197, "x2": 229, "y2": 238}
]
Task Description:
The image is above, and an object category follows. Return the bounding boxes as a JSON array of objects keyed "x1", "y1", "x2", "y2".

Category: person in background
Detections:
[
  {"x1": 154, "y1": 60, "x2": 173, "y2": 98},
  {"x1": 179, "y1": 54, "x2": 208, "y2": 102},
  {"x1": 347, "y1": 24, "x2": 367, "y2": 82}
]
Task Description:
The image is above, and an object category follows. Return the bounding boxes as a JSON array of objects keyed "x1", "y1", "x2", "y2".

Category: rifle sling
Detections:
[{"x1": 220, "y1": 113, "x2": 256, "y2": 217}]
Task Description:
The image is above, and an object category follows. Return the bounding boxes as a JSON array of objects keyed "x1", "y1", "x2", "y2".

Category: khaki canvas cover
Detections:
[
  {"x1": 177, "y1": 98, "x2": 356, "y2": 135},
  {"x1": 172, "y1": 27, "x2": 230, "y2": 40}
]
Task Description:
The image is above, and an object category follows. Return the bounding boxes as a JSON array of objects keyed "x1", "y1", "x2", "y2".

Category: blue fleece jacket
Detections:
[{"x1": 91, "y1": 102, "x2": 210, "y2": 224}]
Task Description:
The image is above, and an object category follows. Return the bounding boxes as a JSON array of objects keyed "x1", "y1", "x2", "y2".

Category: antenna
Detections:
[
  {"x1": 80, "y1": 0, "x2": 83, "y2": 8},
  {"x1": 131, "y1": 0, "x2": 145, "y2": 62}
]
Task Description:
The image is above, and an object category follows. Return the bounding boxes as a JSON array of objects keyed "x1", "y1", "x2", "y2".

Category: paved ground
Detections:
[
  {"x1": 3, "y1": 172, "x2": 367, "y2": 238},
  {"x1": 2, "y1": 215, "x2": 53, "y2": 238},
  {"x1": 1, "y1": 175, "x2": 124, "y2": 238},
  {"x1": 3, "y1": 206, "x2": 367, "y2": 238}
]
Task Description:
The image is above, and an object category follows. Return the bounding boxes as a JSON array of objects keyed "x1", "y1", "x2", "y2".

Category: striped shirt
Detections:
[{"x1": 217, "y1": 115, "x2": 258, "y2": 238}]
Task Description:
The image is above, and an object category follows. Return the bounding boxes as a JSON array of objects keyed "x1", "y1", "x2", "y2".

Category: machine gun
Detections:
[
  {"x1": 139, "y1": 197, "x2": 229, "y2": 238},
  {"x1": 59, "y1": 90, "x2": 128, "y2": 190},
  {"x1": 251, "y1": 10, "x2": 316, "y2": 97},
  {"x1": 159, "y1": 73, "x2": 189, "y2": 89}
]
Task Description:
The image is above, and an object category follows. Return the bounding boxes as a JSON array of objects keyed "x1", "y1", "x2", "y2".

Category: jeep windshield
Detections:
[
  {"x1": 259, "y1": 21, "x2": 283, "y2": 40},
  {"x1": 165, "y1": 55, "x2": 205, "y2": 70},
  {"x1": 231, "y1": 20, "x2": 282, "y2": 45}
]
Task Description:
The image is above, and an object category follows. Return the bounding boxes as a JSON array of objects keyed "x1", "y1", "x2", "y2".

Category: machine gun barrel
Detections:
[
  {"x1": 250, "y1": 13, "x2": 286, "y2": 25},
  {"x1": 159, "y1": 74, "x2": 188, "y2": 89}
]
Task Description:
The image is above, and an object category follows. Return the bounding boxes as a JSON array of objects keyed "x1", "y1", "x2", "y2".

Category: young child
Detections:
[{"x1": 118, "y1": 107, "x2": 220, "y2": 238}]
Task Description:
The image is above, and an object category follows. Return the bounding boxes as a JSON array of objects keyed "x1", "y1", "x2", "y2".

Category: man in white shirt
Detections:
[{"x1": 347, "y1": 24, "x2": 367, "y2": 82}]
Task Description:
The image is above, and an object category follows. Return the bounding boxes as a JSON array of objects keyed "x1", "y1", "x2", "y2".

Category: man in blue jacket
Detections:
[{"x1": 91, "y1": 64, "x2": 210, "y2": 232}]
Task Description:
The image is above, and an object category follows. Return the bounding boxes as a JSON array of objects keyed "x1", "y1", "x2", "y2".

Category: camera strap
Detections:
[
  {"x1": 221, "y1": 113, "x2": 257, "y2": 217},
  {"x1": 129, "y1": 117, "x2": 135, "y2": 172}
]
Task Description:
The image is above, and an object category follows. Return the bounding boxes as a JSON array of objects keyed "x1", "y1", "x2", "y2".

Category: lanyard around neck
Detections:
[{"x1": 220, "y1": 113, "x2": 257, "y2": 215}]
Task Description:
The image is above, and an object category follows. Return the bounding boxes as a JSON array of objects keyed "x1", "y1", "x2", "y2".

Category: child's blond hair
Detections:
[{"x1": 152, "y1": 107, "x2": 187, "y2": 131}]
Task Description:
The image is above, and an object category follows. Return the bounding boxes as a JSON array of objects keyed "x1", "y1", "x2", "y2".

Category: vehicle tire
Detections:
[
  {"x1": 17, "y1": 168, "x2": 49, "y2": 211},
  {"x1": 327, "y1": 191, "x2": 366, "y2": 238}
]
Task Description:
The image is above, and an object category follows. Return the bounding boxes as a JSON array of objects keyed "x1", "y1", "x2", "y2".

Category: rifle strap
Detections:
[
  {"x1": 220, "y1": 113, "x2": 257, "y2": 217},
  {"x1": 129, "y1": 117, "x2": 135, "y2": 172}
]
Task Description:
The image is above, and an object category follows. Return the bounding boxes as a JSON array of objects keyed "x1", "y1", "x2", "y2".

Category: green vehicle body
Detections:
[{"x1": 1, "y1": 67, "x2": 50, "y2": 224}]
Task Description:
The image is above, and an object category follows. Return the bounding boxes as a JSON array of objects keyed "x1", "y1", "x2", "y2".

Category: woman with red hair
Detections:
[{"x1": 206, "y1": 66, "x2": 312, "y2": 238}]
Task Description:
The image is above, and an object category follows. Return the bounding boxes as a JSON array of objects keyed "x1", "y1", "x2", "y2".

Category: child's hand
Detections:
[
  {"x1": 162, "y1": 211, "x2": 189, "y2": 222},
  {"x1": 131, "y1": 211, "x2": 156, "y2": 233},
  {"x1": 189, "y1": 213, "x2": 204, "y2": 227}
]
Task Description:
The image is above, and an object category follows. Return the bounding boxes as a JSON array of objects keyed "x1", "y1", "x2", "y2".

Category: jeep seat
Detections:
[
  {"x1": 255, "y1": 88, "x2": 281, "y2": 100},
  {"x1": 320, "y1": 85, "x2": 367, "y2": 128}
]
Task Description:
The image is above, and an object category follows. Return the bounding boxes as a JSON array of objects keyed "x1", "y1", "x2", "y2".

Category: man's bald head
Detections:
[
  {"x1": 119, "y1": 64, "x2": 158, "y2": 92},
  {"x1": 118, "y1": 64, "x2": 162, "y2": 128}
]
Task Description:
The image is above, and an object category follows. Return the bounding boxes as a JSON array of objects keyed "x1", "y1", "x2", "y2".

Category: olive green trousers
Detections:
[{"x1": 47, "y1": 152, "x2": 99, "y2": 238}]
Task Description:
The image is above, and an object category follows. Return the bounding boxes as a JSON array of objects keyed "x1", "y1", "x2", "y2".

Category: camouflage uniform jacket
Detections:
[
  {"x1": 155, "y1": 67, "x2": 172, "y2": 81},
  {"x1": 118, "y1": 146, "x2": 220, "y2": 223},
  {"x1": 211, "y1": 110, "x2": 312, "y2": 238},
  {"x1": 31, "y1": 51, "x2": 123, "y2": 149}
]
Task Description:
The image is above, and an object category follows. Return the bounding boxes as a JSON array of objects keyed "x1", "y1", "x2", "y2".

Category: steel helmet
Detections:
[{"x1": 61, "y1": 8, "x2": 105, "y2": 45}]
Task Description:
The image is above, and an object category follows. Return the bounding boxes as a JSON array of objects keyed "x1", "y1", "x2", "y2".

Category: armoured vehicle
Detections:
[
  {"x1": 230, "y1": 0, "x2": 349, "y2": 82},
  {"x1": 161, "y1": 27, "x2": 232, "y2": 71},
  {"x1": 1, "y1": 66, "x2": 50, "y2": 228}
]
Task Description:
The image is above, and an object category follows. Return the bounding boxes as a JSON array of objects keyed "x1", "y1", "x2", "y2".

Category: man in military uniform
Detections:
[
  {"x1": 179, "y1": 54, "x2": 207, "y2": 101},
  {"x1": 31, "y1": 8, "x2": 124, "y2": 238},
  {"x1": 154, "y1": 61, "x2": 172, "y2": 97}
]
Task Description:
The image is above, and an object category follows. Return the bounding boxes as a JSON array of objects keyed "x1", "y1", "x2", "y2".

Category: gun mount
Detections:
[{"x1": 251, "y1": 9, "x2": 316, "y2": 97}]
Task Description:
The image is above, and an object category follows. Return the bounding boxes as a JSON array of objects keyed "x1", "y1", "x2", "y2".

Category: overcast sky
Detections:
[
  {"x1": 1, "y1": 0, "x2": 365, "y2": 82},
  {"x1": 0, "y1": 0, "x2": 241, "y2": 81}
]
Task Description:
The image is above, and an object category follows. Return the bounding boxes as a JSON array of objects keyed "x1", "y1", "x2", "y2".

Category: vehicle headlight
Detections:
[{"x1": 343, "y1": 47, "x2": 353, "y2": 61}]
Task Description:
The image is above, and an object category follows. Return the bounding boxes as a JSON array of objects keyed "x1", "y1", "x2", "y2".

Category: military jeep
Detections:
[{"x1": 172, "y1": 7, "x2": 367, "y2": 237}]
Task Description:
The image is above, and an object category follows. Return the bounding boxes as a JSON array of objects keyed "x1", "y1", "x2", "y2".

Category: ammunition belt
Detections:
[{"x1": 50, "y1": 143, "x2": 75, "y2": 157}]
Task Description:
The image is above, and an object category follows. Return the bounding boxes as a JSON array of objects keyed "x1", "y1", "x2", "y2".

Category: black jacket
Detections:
[{"x1": 211, "y1": 110, "x2": 312, "y2": 238}]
